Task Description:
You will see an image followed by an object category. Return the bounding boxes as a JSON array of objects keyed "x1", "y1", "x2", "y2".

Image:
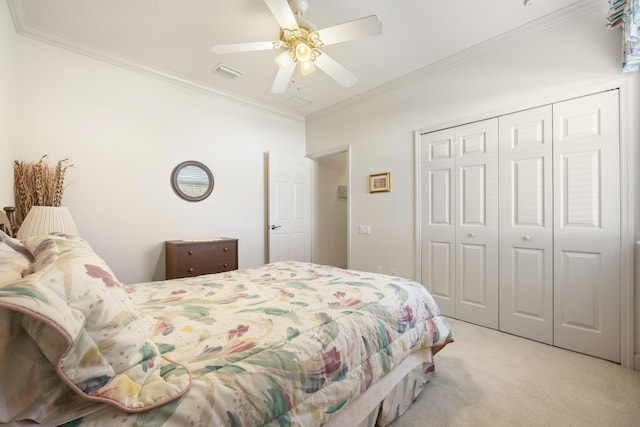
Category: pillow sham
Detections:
[
  {"x1": 0, "y1": 231, "x2": 33, "y2": 284},
  {"x1": 0, "y1": 234, "x2": 191, "y2": 421},
  {"x1": 0, "y1": 309, "x2": 98, "y2": 424}
]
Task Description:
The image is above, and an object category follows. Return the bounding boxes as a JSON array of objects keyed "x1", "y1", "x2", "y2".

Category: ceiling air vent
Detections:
[
  {"x1": 282, "y1": 95, "x2": 312, "y2": 109},
  {"x1": 214, "y1": 63, "x2": 242, "y2": 79}
]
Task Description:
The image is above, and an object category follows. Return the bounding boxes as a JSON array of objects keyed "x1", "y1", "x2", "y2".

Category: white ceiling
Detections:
[{"x1": 9, "y1": 0, "x2": 604, "y2": 117}]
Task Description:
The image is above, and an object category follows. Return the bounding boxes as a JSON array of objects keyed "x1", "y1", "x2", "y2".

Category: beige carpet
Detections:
[{"x1": 392, "y1": 318, "x2": 640, "y2": 427}]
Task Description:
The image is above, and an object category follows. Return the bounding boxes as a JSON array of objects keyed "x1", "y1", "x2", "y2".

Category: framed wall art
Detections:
[{"x1": 369, "y1": 172, "x2": 390, "y2": 193}]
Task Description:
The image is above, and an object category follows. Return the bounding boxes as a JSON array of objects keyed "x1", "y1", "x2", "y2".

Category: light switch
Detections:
[{"x1": 358, "y1": 225, "x2": 371, "y2": 235}]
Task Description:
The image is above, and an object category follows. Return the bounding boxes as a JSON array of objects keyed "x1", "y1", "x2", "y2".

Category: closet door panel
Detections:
[
  {"x1": 459, "y1": 243, "x2": 488, "y2": 304},
  {"x1": 512, "y1": 157, "x2": 545, "y2": 226},
  {"x1": 420, "y1": 129, "x2": 456, "y2": 316},
  {"x1": 499, "y1": 106, "x2": 553, "y2": 344},
  {"x1": 460, "y1": 165, "x2": 486, "y2": 225},
  {"x1": 559, "y1": 151, "x2": 600, "y2": 227},
  {"x1": 427, "y1": 241, "x2": 453, "y2": 300},
  {"x1": 510, "y1": 248, "x2": 546, "y2": 316},
  {"x1": 455, "y1": 119, "x2": 499, "y2": 329},
  {"x1": 553, "y1": 90, "x2": 620, "y2": 362},
  {"x1": 559, "y1": 251, "x2": 601, "y2": 328},
  {"x1": 429, "y1": 169, "x2": 451, "y2": 224}
]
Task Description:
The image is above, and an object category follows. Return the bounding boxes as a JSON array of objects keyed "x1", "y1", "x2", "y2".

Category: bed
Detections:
[{"x1": 0, "y1": 232, "x2": 453, "y2": 426}]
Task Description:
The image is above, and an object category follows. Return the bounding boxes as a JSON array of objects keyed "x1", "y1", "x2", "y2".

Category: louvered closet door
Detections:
[
  {"x1": 553, "y1": 90, "x2": 620, "y2": 362},
  {"x1": 455, "y1": 119, "x2": 499, "y2": 329},
  {"x1": 420, "y1": 129, "x2": 456, "y2": 316},
  {"x1": 499, "y1": 106, "x2": 553, "y2": 344}
]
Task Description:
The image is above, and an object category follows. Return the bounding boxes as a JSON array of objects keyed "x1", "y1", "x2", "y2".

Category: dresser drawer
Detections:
[{"x1": 165, "y1": 238, "x2": 238, "y2": 279}]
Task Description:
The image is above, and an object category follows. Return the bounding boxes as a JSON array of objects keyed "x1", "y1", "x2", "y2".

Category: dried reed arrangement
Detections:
[{"x1": 13, "y1": 155, "x2": 72, "y2": 226}]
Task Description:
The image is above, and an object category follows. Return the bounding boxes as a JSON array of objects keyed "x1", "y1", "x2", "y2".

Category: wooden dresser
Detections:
[{"x1": 165, "y1": 238, "x2": 238, "y2": 280}]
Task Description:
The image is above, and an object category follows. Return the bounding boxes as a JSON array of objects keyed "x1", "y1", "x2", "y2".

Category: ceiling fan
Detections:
[{"x1": 211, "y1": 0, "x2": 383, "y2": 94}]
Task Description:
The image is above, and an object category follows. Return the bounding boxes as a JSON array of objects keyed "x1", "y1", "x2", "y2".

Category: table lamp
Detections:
[{"x1": 16, "y1": 206, "x2": 79, "y2": 240}]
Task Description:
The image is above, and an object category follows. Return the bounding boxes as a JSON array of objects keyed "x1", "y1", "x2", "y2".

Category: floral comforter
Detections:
[
  {"x1": 0, "y1": 233, "x2": 453, "y2": 427},
  {"x1": 101, "y1": 261, "x2": 453, "y2": 426}
]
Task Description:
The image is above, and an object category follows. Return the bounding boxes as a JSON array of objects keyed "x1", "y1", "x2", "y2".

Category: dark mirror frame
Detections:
[{"x1": 170, "y1": 160, "x2": 214, "y2": 202}]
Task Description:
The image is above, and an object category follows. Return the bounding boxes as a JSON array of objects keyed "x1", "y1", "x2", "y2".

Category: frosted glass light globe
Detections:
[{"x1": 295, "y1": 42, "x2": 312, "y2": 62}]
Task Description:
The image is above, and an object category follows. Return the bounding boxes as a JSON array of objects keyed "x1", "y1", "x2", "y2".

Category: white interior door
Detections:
[
  {"x1": 420, "y1": 129, "x2": 456, "y2": 316},
  {"x1": 553, "y1": 90, "x2": 620, "y2": 362},
  {"x1": 267, "y1": 153, "x2": 311, "y2": 263},
  {"x1": 454, "y1": 119, "x2": 499, "y2": 329},
  {"x1": 499, "y1": 106, "x2": 553, "y2": 344}
]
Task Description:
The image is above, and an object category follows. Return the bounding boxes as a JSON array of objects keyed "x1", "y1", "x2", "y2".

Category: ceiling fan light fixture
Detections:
[
  {"x1": 295, "y1": 41, "x2": 312, "y2": 62},
  {"x1": 275, "y1": 51, "x2": 294, "y2": 70},
  {"x1": 300, "y1": 59, "x2": 316, "y2": 75},
  {"x1": 280, "y1": 27, "x2": 323, "y2": 60}
]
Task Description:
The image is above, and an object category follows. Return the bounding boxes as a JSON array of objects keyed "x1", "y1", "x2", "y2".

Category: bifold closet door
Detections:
[
  {"x1": 420, "y1": 128, "x2": 456, "y2": 316},
  {"x1": 420, "y1": 119, "x2": 498, "y2": 329},
  {"x1": 553, "y1": 90, "x2": 621, "y2": 363},
  {"x1": 498, "y1": 106, "x2": 553, "y2": 344},
  {"x1": 454, "y1": 120, "x2": 499, "y2": 329},
  {"x1": 420, "y1": 119, "x2": 499, "y2": 329}
]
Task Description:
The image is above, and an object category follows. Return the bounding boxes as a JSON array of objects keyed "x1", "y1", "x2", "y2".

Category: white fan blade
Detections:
[
  {"x1": 264, "y1": 0, "x2": 299, "y2": 30},
  {"x1": 212, "y1": 41, "x2": 275, "y2": 54},
  {"x1": 316, "y1": 15, "x2": 383, "y2": 46},
  {"x1": 314, "y1": 53, "x2": 358, "y2": 88},
  {"x1": 271, "y1": 63, "x2": 297, "y2": 94}
]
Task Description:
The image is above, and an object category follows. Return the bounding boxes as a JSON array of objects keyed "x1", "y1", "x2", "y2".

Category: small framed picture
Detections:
[{"x1": 369, "y1": 172, "x2": 390, "y2": 193}]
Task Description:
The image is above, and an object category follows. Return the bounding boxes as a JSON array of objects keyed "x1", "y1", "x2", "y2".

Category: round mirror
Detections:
[{"x1": 171, "y1": 161, "x2": 214, "y2": 202}]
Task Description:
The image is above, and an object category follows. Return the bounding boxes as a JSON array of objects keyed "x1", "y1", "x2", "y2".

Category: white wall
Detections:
[
  {"x1": 14, "y1": 36, "x2": 305, "y2": 284},
  {"x1": 306, "y1": 10, "x2": 640, "y2": 366},
  {"x1": 0, "y1": 3, "x2": 17, "y2": 206}
]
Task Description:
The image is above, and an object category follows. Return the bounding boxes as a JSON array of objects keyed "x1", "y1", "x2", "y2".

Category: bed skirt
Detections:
[{"x1": 327, "y1": 347, "x2": 434, "y2": 427}]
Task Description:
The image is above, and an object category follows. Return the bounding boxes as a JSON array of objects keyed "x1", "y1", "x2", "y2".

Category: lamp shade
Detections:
[{"x1": 17, "y1": 206, "x2": 79, "y2": 240}]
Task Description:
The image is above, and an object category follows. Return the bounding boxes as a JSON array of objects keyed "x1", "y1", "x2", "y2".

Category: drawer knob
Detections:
[
  {"x1": 223, "y1": 263, "x2": 228, "y2": 268},
  {"x1": 187, "y1": 267, "x2": 194, "y2": 273},
  {"x1": 188, "y1": 250, "x2": 194, "y2": 255},
  {"x1": 223, "y1": 247, "x2": 228, "y2": 252}
]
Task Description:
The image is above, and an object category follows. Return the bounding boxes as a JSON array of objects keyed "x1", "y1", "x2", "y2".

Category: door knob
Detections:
[
  {"x1": 523, "y1": 235, "x2": 532, "y2": 241},
  {"x1": 270, "y1": 225, "x2": 282, "y2": 230},
  {"x1": 468, "y1": 232, "x2": 477, "y2": 238}
]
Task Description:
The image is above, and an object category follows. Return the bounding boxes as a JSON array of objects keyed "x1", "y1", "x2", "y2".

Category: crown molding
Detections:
[
  {"x1": 7, "y1": 0, "x2": 305, "y2": 122},
  {"x1": 307, "y1": 0, "x2": 606, "y2": 121}
]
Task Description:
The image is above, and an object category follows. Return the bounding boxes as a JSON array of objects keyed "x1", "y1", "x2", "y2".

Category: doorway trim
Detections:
[{"x1": 308, "y1": 145, "x2": 352, "y2": 269}]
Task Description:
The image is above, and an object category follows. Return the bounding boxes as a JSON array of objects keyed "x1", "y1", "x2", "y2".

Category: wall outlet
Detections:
[
  {"x1": 376, "y1": 265, "x2": 383, "y2": 273},
  {"x1": 358, "y1": 225, "x2": 371, "y2": 235}
]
